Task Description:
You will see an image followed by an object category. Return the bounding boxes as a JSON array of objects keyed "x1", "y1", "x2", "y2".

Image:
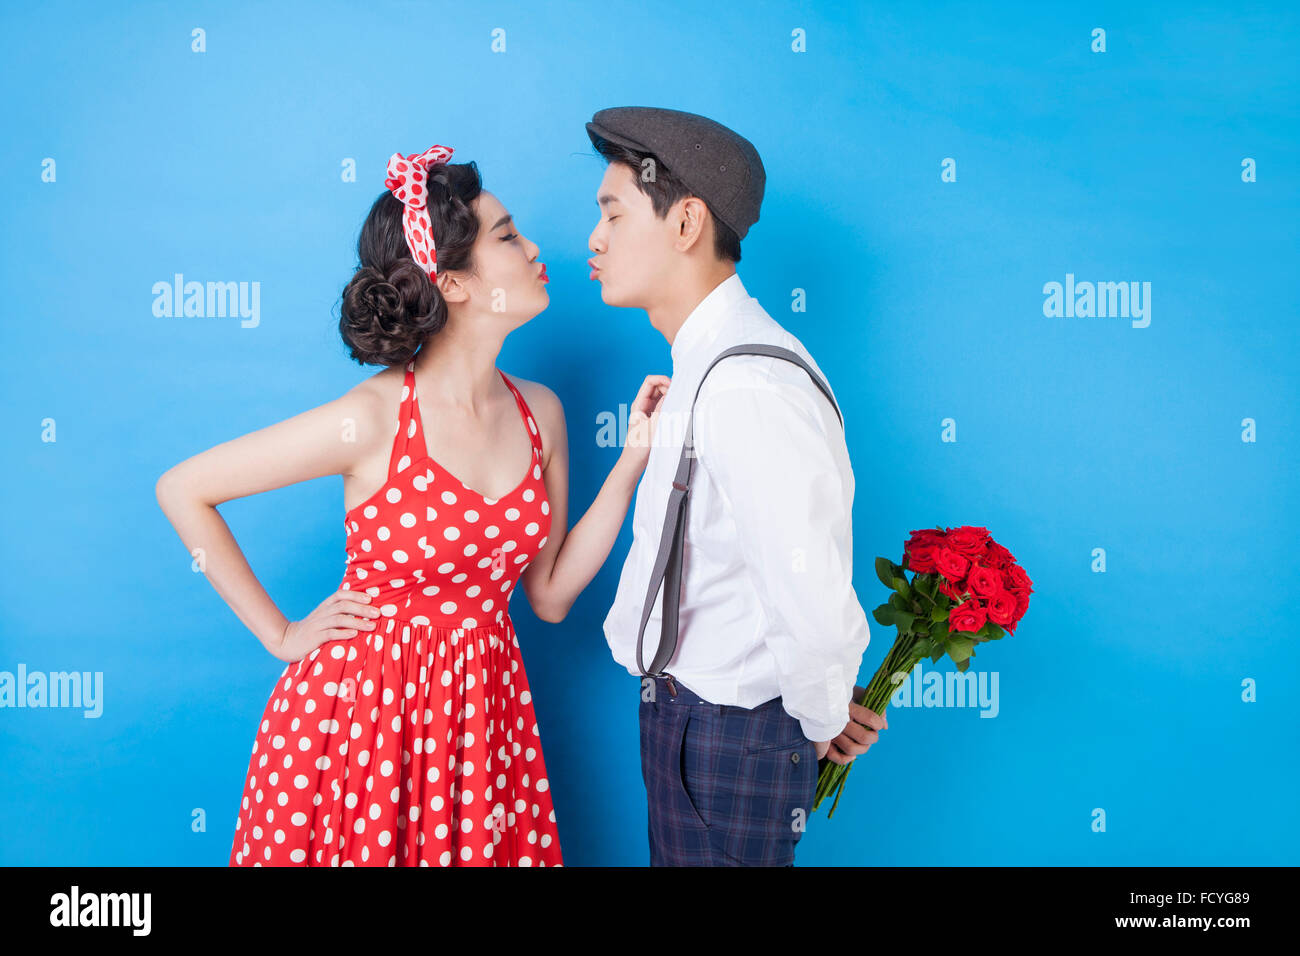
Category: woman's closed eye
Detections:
[{"x1": 500, "y1": 232, "x2": 519, "y2": 241}]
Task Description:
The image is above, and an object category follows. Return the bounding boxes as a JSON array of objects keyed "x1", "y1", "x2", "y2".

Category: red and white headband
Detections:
[{"x1": 384, "y1": 144, "x2": 455, "y2": 278}]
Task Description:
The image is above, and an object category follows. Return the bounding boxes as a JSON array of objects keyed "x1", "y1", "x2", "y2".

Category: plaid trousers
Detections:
[{"x1": 638, "y1": 674, "x2": 819, "y2": 866}]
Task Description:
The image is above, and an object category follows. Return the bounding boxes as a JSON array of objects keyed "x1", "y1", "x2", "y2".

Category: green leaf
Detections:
[
  {"x1": 983, "y1": 622, "x2": 1006, "y2": 640},
  {"x1": 889, "y1": 593, "x2": 905, "y2": 610},
  {"x1": 947, "y1": 635, "x2": 976, "y2": 663},
  {"x1": 930, "y1": 643, "x2": 945, "y2": 663},
  {"x1": 893, "y1": 609, "x2": 915, "y2": 631},
  {"x1": 893, "y1": 577, "x2": 912, "y2": 600},
  {"x1": 930, "y1": 607, "x2": 947, "y2": 623},
  {"x1": 875, "y1": 557, "x2": 896, "y2": 589},
  {"x1": 956, "y1": 658, "x2": 970, "y2": 673},
  {"x1": 873, "y1": 604, "x2": 896, "y2": 626}
]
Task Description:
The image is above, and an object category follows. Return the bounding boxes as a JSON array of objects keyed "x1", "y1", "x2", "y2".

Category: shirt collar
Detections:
[{"x1": 669, "y1": 272, "x2": 750, "y2": 366}]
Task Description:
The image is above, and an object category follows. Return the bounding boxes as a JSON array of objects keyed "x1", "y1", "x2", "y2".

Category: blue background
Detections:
[{"x1": 1, "y1": 0, "x2": 1296, "y2": 866}]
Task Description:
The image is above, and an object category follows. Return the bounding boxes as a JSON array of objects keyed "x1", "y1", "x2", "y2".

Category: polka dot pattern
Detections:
[
  {"x1": 382, "y1": 145, "x2": 454, "y2": 279},
  {"x1": 229, "y1": 361, "x2": 558, "y2": 867}
]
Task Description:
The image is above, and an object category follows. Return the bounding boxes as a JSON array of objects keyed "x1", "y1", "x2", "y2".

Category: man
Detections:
[{"x1": 588, "y1": 106, "x2": 886, "y2": 867}]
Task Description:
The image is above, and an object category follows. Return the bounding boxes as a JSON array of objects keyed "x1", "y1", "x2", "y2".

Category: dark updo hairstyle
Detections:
[{"x1": 339, "y1": 161, "x2": 483, "y2": 367}]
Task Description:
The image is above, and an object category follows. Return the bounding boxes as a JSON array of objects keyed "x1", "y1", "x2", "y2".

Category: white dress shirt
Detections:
[{"x1": 602, "y1": 272, "x2": 871, "y2": 742}]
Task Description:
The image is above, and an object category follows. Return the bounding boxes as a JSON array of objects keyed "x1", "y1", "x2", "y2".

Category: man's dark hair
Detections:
[{"x1": 591, "y1": 137, "x2": 742, "y2": 263}]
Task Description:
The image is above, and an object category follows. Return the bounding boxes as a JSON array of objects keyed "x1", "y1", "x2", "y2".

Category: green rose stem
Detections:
[
  {"x1": 809, "y1": 550, "x2": 1021, "y2": 819},
  {"x1": 813, "y1": 630, "x2": 927, "y2": 818}
]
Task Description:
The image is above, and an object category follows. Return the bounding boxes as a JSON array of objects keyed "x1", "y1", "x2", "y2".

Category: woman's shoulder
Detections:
[
  {"x1": 340, "y1": 362, "x2": 403, "y2": 410},
  {"x1": 500, "y1": 373, "x2": 565, "y2": 460},
  {"x1": 330, "y1": 363, "x2": 406, "y2": 454},
  {"x1": 499, "y1": 370, "x2": 550, "y2": 396},
  {"x1": 503, "y1": 373, "x2": 561, "y2": 413}
]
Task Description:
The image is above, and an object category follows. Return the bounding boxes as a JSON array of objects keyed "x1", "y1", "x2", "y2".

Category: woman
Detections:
[{"x1": 155, "y1": 145, "x2": 669, "y2": 866}]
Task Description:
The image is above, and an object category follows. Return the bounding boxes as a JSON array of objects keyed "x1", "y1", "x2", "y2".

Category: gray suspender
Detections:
[{"x1": 634, "y1": 343, "x2": 845, "y2": 697}]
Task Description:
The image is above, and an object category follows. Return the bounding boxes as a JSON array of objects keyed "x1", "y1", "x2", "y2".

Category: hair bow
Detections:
[{"x1": 384, "y1": 145, "x2": 455, "y2": 278}]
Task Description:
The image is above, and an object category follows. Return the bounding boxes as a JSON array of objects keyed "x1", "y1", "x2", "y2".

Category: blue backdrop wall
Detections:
[{"x1": 2, "y1": 0, "x2": 1296, "y2": 866}]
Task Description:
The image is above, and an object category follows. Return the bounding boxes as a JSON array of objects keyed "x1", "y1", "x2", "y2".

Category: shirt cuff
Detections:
[{"x1": 798, "y1": 709, "x2": 849, "y2": 744}]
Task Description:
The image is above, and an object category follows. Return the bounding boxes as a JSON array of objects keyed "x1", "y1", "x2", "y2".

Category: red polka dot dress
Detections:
[{"x1": 229, "y1": 359, "x2": 562, "y2": 866}]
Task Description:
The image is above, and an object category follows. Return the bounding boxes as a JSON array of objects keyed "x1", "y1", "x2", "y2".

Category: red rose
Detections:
[
  {"x1": 905, "y1": 544, "x2": 939, "y2": 573},
  {"x1": 904, "y1": 528, "x2": 947, "y2": 573},
  {"x1": 1005, "y1": 564, "x2": 1034, "y2": 593},
  {"x1": 984, "y1": 541, "x2": 1014, "y2": 569},
  {"x1": 936, "y1": 575, "x2": 968, "y2": 602},
  {"x1": 966, "y1": 564, "x2": 1003, "y2": 598},
  {"x1": 933, "y1": 546, "x2": 970, "y2": 582},
  {"x1": 949, "y1": 599, "x2": 987, "y2": 635},
  {"x1": 987, "y1": 589, "x2": 1018, "y2": 626},
  {"x1": 1013, "y1": 590, "x2": 1030, "y2": 620},
  {"x1": 945, "y1": 526, "x2": 991, "y2": 558}
]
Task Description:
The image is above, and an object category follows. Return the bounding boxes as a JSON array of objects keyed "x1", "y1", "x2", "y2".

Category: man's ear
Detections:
[{"x1": 674, "y1": 197, "x2": 710, "y2": 254}]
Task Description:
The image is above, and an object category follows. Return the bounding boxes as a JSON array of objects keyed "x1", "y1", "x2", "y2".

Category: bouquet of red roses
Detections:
[{"x1": 812, "y1": 525, "x2": 1033, "y2": 818}]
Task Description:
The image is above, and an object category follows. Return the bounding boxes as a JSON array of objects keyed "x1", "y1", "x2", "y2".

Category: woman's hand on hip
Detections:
[{"x1": 270, "y1": 589, "x2": 381, "y2": 662}]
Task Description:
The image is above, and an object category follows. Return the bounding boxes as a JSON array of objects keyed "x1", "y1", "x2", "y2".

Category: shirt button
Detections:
[{"x1": 790, "y1": 752, "x2": 800, "y2": 764}]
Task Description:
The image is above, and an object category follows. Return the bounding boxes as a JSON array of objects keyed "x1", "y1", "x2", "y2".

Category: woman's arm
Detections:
[
  {"x1": 520, "y1": 375, "x2": 669, "y2": 623},
  {"x1": 155, "y1": 378, "x2": 388, "y2": 653}
]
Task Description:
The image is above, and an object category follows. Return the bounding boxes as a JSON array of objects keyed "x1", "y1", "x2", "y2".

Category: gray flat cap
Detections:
[{"x1": 586, "y1": 106, "x2": 766, "y2": 240}]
